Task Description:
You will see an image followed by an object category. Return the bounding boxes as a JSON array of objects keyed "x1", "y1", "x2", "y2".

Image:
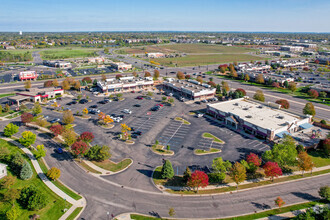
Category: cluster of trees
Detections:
[
  {"x1": 159, "y1": 136, "x2": 317, "y2": 192},
  {"x1": 0, "y1": 51, "x2": 32, "y2": 62},
  {"x1": 0, "y1": 103, "x2": 11, "y2": 114},
  {"x1": 43, "y1": 79, "x2": 59, "y2": 88},
  {"x1": 214, "y1": 81, "x2": 246, "y2": 100},
  {"x1": 61, "y1": 77, "x2": 81, "y2": 91}
]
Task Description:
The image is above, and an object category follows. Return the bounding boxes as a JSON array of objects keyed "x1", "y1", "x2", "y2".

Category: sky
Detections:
[{"x1": 1, "y1": 0, "x2": 330, "y2": 32}]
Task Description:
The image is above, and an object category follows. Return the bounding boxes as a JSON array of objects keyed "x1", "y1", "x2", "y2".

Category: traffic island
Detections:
[
  {"x1": 174, "y1": 117, "x2": 191, "y2": 125},
  {"x1": 194, "y1": 148, "x2": 221, "y2": 155},
  {"x1": 151, "y1": 144, "x2": 174, "y2": 155},
  {"x1": 202, "y1": 132, "x2": 225, "y2": 144}
]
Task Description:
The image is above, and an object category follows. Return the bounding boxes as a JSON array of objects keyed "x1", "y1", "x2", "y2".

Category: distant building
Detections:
[
  {"x1": 110, "y1": 62, "x2": 132, "y2": 71},
  {"x1": 0, "y1": 163, "x2": 7, "y2": 179},
  {"x1": 280, "y1": 46, "x2": 304, "y2": 52},
  {"x1": 8, "y1": 88, "x2": 64, "y2": 106},
  {"x1": 163, "y1": 79, "x2": 216, "y2": 101},
  {"x1": 147, "y1": 52, "x2": 165, "y2": 58},
  {"x1": 97, "y1": 77, "x2": 154, "y2": 94},
  {"x1": 87, "y1": 57, "x2": 104, "y2": 63},
  {"x1": 19, "y1": 31, "x2": 22, "y2": 35},
  {"x1": 207, "y1": 98, "x2": 312, "y2": 140},
  {"x1": 19, "y1": 71, "x2": 38, "y2": 81},
  {"x1": 43, "y1": 60, "x2": 72, "y2": 69},
  {"x1": 4, "y1": 45, "x2": 15, "y2": 50}
]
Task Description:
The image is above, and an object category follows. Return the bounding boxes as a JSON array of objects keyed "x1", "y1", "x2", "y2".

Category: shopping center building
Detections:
[{"x1": 207, "y1": 98, "x2": 313, "y2": 140}]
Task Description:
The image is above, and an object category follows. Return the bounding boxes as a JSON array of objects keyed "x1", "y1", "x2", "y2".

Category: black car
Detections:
[
  {"x1": 79, "y1": 99, "x2": 88, "y2": 104},
  {"x1": 134, "y1": 104, "x2": 141, "y2": 107},
  {"x1": 131, "y1": 134, "x2": 139, "y2": 139},
  {"x1": 71, "y1": 101, "x2": 77, "y2": 104},
  {"x1": 132, "y1": 131, "x2": 142, "y2": 135},
  {"x1": 66, "y1": 102, "x2": 72, "y2": 105},
  {"x1": 90, "y1": 105, "x2": 98, "y2": 108},
  {"x1": 195, "y1": 101, "x2": 201, "y2": 105},
  {"x1": 118, "y1": 115, "x2": 125, "y2": 118},
  {"x1": 99, "y1": 100, "x2": 106, "y2": 104},
  {"x1": 151, "y1": 106, "x2": 160, "y2": 111},
  {"x1": 130, "y1": 127, "x2": 135, "y2": 131}
]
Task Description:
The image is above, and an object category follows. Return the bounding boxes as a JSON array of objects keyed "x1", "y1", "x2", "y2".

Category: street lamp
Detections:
[{"x1": 107, "y1": 212, "x2": 110, "y2": 220}]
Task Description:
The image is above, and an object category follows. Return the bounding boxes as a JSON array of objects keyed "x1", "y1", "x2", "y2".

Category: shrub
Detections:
[
  {"x1": 19, "y1": 131, "x2": 36, "y2": 147},
  {"x1": 21, "y1": 112, "x2": 33, "y2": 124},
  {"x1": 86, "y1": 145, "x2": 111, "y2": 161},
  {"x1": 318, "y1": 186, "x2": 330, "y2": 201},
  {"x1": 19, "y1": 186, "x2": 47, "y2": 210},
  {"x1": 3, "y1": 123, "x2": 19, "y2": 137},
  {"x1": 82, "y1": 77, "x2": 92, "y2": 83},
  {"x1": 71, "y1": 141, "x2": 89, "y2": 156},
  {"x1": 49, "y1": 124, "x2": 64, "y2": 136},
  {"x1": 275, "y1": 99, "x2": 290, "y2": 109},
  {"x1": 235, "y1": 88, "x2": 246, "y2": 97},
  {"x1": 320, "y1": 120, "x2": 327, "y2": 125},
  {"x1": 79, "y1": 131, "x2": 94, "y2": 143},
  {"x1": 308, "y1": 89, "x2": 319, "y2": 99},
  {"x1": 20, "y1": 161, "x2": 33, "y2": 180},
  {"x1": 6, "y1": 205, "x2": 20, "y2": 220}
]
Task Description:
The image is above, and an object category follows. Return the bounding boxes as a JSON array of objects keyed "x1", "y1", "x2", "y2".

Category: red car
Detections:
[
  {"x1": 136, "y1": 96, "x2": 143, "y2": 100},
  {"x1": 156, "y1": 104, "x2": 163, "y2": 107}
]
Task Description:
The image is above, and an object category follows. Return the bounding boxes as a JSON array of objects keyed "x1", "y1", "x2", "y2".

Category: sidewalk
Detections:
[
  {"x1": 158, "y1": 165, "x2": 330, "y2": 192},
  {"x1": 1, "y1": 137, "x2": 86, "y2": 220}
]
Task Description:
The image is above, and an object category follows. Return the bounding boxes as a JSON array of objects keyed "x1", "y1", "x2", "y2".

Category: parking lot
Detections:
[{"x1": 40, "y1": 89, "x2": 272, "y2": 175}]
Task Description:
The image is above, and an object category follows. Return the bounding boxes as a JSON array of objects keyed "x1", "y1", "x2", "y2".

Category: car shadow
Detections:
[
  {"x1": 291, "y1": 192, "x2": 319, "y2": 200},
  {"x1": 251, "y1": 202, "x2": 271, "y2": 210}
]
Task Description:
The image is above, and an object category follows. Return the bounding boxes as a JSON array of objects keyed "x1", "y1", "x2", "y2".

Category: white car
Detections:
[
  {"x1": 122, "y1": 109, "x2": 132, "y2": 114},
  {"x1": 197, "y1": 114, "x2": 204, "y2": 118}
]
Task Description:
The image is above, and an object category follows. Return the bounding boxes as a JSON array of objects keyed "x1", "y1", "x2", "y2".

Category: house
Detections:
[{"x1": 0, "y1": 163, "x2": 8, "y2": 179}]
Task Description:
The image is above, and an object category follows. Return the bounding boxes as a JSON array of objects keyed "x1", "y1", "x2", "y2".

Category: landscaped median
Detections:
[
  {"x1": 194, "y1": 148, "x2": 221, "y2": 155},
  {"x1": 202, "y1": 132, "x2": 225, "y2": 144},
  {"x1": 91, "y1": 158, "x2": 133, "y2": 173},
  {"x1": 151, "y1": 144, "x2": 175, "y2": 155},
  {"x1": 174, "y1": 117, "x2": 191, "y2": 125}
]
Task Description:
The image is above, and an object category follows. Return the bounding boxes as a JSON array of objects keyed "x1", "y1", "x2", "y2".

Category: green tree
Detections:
[
  {"x1": 318, "y1": 186, "x2": 330, "y2": 201},
  {"x1": 244, "y1": 74, "x2": 250, "y2": 82},
  {"x1": 169, "y1": 207, "x2": 175, "y2": 217},
  {"x1": 3, "y1": 123, "x2": 19, "y2": 137},
  {"x1": 62, "y1": 129, "x2": 77, "y2": 146},
  {"x1": 0, "y1": 105, "x2": 2, "y2": 113},
  {"x1": 262, "y1": 135, "x2": 297, "y2": 168},
  {"x1": 32, "y1": 103, "x2": 42, "y2": 115},
  {"x1": 211, "y1": 157, "x2": 232, "y2": 183},
  {"x1": 253, "y1": 90, "x2": 265, "y2": 102},
  {"x1": 221, "y1": 81, "x2": 230, "y2": 92},
  {"x1": 183, "y1": 167, "x2": 192, "y2": 183},
  {"x1": 86, "y1": 145, "x2": 111, "y2": 161},
  {"x1": 11, "y1": 153, "x2": 24, "y2": 175},
  {"x1": 19, "y1": 131, "x2": 36, "y2": 147},
  {"x1": 288, "y1": 82, "x2": 297, "y2": 92},
  {"x1": 229, "y1": 162, "x2": 246, "y2": 190},
  {"x1": 34, "y1": 145, "x2": 46, "y2": 159},
  {"x1": 19, "y1": 186, "x2": 47, "y2": 210},
  {"x1": 4, "y1": 104, "x2": 10, "y2": 112},
  {"x1": 303, "y1": 102, "x2": 316, "y2": 116},
  {"x1": 47, "y1": 167, "x2": 61, "y2": 180},
  {"x1": 20, "y1": 161, "x2": 33, "y2": 180},
  {"x1": 6, "y1": 205, "x2": 20, "y2": 220},
  {"x1": 0, "y1": 175, "x2": 16, "y2": 189},
  {"x1": 161, "y1": 160, "x2": 174, "y2": 179}
]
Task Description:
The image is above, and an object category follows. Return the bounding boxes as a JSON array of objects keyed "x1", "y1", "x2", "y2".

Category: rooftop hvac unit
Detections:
[
  {"x1": 246, "y1": 115, "x2": 252, "y2": 118},
  {"x1": 243, "y1": 107, "x2": 249, "y2": 110},
  {"x1": 233, "y1": 103, "x2": 239, "y2": 106},
  {"x1": 277, "y1": 115, "x2": 284, "y2": 119}
]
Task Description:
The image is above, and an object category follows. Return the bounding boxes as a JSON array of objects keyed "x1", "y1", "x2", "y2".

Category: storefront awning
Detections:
[
  {"x1": 276, "y1": 131, "x2": 291, "y2": 138},
  {"x1": 299, "y1": 123, "x2": 313, "y2": 130}
]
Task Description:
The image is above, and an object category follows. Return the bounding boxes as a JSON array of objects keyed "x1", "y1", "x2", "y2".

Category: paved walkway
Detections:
[{"x1": 1, "y1": 137, "x2": 86, "y2": 220}]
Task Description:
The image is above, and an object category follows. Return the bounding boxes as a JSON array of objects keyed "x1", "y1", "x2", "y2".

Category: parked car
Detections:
[
  {"x1": 122, "y1": 109, "x2": 132, "y2": 114},
  {"x1": 136, "y1": 96, "x2": 144, "y2": 100},
  {"x1": 197, "y1": 114, "x2": 204, "y2": 118},
  {"x1": 132, "y1": 131, "x2": 142, "y2": 135},
  {"x1": 71, "y1": 101, "x2": 77, "y2": 104},
  {"x1": 99, "y1": 100, "x2": 107, "y2": 104},
  {"x1": 145, "y1": 96, "x2": 153, "y2": 100},
  {"x1": 50, "y1": 118, "x2": 60, "y2": 123},
  {"x1": 179, "y1": 97, "x2": 185, "y2": 102},
  {"x1": 151, "y1": 106, "x2": 160, "y2": 111},
  {"x1": 201, "y1": 99, "x2": 208, "y2": 103},
  {"x1": 79, "y1": 99, "x2": 88, "y2": 104},
  {"x1": 56, "y1": 97, "x2": 62, "y2": 100},
  {"x1": 131, "y1": 134, "x2": 139, "y2": 139},
  {"x1": 90, "y1": 105, "x2": 98, "y2": 108},
  {"x1": 55, "y1": 147, "x2": 63, "y2": 154},
  {"x1": 134, "y1": 104, "x2": 141, "y2": 107}
]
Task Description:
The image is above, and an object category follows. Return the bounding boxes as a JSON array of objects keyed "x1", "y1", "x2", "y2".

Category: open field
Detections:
[
  {"x1": 0, "y1": 139, "x2": 70, "y2": 220},
  {"x1": 118, "y1": 44, "x2": 255, "y2": 55},
  {"x1": 153, "y1": 54, "x2": 262, "y2": 67},
  {"x1": 40, "y1": 47, "x2": 100, "y2": 59},
  {"x1": 160, "y1": 44, "x2": 255, "y2": 54}
]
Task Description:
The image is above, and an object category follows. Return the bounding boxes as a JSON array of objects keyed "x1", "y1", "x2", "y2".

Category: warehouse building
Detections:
[{"x1": 207, "y1": 98, "x2": 312, "y2": 140}]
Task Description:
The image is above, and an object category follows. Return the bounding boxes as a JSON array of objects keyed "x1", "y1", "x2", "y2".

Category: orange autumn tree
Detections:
[{"x1": 121, "y1": 124, "x2": 131, "y2": 140}]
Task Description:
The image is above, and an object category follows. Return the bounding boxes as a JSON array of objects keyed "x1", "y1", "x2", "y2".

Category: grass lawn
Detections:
[
  {"x1": 66, "y1": 207, "x2": 83, "y2": 220},
  {"x1": 130, "y1": 200, "x2": 328, "y2": 220},
  {"x1": 152, "y1": 166, "x2": 185, "y2": 186},
  {"x1": 174, "y1": 117, "x2": 191, "y2": 125},
  {"x1": 202, "y1": 133, "x2": 225, "y2": 144},
  {"x1": 40, "y1": 47, "x2": 100, "y2": 59},
  {"x1": 0, "y1": 110, "x2": 15, "y2": 117},
  {"x1": 308, "y1": 149, "x2": 330, "y2": 167},
  {"x1": 151, "y1": 144, "x2": 174, "y2": 155},
  {"x1": 0, "y1": 139, "x2": 71, "y2": 220},
  {"x1": 0, "y1": 93, "x2": 15, "y2": 98},
  {"x1": 77, "y1": 160, "x2": 102, "y2": 174},
  {"x1": 91, "y1": 159, "x2": 132, "y2": 172},
  {"x1": 153, "y1": 54, "x2": 262, "y2": 67},
  {"x1": 194, "y1": 148, "x2": 221, "y2": 155}
]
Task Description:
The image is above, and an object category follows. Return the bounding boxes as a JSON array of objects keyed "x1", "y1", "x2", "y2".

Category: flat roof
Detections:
[
  {"x1": 7, "y1": 95, "x2": 30, "y2": 101},
  {"x1": 208, "y1": 98, "x2": 301, "y2": 131}
]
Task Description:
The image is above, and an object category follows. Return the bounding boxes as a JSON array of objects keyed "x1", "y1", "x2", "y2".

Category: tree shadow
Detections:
[
  {"x1": 291, "y1": 192, "x2": 319, "y2": 200},
  {"x1": 136, "y1": 169, "x2": 152, "y2": 178},
  {"x1": 251, "y1": 202, "x2": 271, "y2": 210},
  {"x1": 148, "y1": 211, "x2": 161, "y2": 218},
  {"x1": 37, "y1": 132, "x2": 52, "y2": 140}
]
